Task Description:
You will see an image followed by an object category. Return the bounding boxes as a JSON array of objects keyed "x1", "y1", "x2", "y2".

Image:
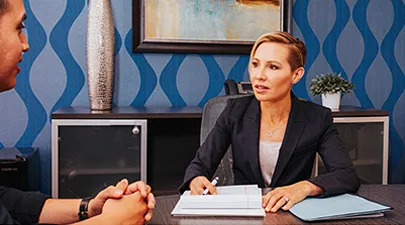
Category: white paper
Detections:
[{"x1": 172, "y1": 185, "x2": 265, "y2": 217}]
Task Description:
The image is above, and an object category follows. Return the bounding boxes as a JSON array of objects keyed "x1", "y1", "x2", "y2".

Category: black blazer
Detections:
[{"x1": 180, "y1": 94, "x2": 360, "y2": 197}]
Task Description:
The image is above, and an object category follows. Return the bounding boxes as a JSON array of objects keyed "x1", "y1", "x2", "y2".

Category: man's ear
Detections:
[{"x1": 292, "y1": 67, "x2": 305, "y2": 84}]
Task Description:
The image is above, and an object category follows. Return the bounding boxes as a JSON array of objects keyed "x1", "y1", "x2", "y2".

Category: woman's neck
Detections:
[{"x1": 260, "y1": 93, "x2": 292, "y2": 125}]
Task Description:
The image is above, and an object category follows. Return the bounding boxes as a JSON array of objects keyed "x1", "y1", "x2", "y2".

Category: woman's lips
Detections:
[{"x1": 254, "y1": 84, "x2": 269, "y2": 93}]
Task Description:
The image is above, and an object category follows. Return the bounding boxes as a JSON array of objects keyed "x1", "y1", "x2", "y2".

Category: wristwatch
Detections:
[{"x1": 78, "y1": 197, "x2": 92, "y2": 221}]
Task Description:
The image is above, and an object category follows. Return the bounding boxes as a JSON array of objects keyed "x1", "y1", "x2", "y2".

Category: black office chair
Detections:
[
  {"x1": 224, "y1": 79, "x2": 239, "y2": 95},
  {"x1": 224, "y1": 79, "x2": 253, "y2": 95},
  {"x1": 200, "y1": 95, "x2": 245, "y2": 186}
]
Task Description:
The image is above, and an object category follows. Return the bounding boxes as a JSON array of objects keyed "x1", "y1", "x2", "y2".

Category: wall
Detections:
[
  {"x1": 0, "y1": 0, "x2": 404, "y2": 194},
  {"x1": 291, "y1": 0, "x2": 405, "y2": 184}
]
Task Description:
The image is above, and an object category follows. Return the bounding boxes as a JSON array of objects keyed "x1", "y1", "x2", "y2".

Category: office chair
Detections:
[
  {"x1": 224, "y1": 79, "x2": 253, "y2": 95},
  {"x1": 200, "y1": 95, "x2": 245, "y2": 186},
  {"x1": 224, "y1": 79, "x2": 239, "y2": 95}
]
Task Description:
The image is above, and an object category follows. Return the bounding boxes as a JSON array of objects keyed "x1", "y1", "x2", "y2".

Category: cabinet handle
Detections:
[{"x1": 132, "y1": 126, "x2": 140, "y2": 135}]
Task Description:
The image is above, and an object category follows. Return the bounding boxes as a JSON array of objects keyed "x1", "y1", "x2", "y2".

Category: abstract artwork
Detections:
[{"x1": 133, "y1": 0, "x2": 290, "y2": 54}]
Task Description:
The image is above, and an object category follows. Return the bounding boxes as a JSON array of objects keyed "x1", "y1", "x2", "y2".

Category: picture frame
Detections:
[{"x1": 132, "y1": 0, "x2": 292, "y2": 54}]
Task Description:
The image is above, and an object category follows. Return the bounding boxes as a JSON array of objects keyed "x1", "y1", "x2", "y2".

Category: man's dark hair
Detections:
[{"x1": 0, "y1": 0, "x2": 9, "y2": 19}]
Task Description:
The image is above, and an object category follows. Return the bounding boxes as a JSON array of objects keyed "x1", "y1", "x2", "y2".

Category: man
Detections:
[{"x1": 0, "y1": 0, "x2": 155, "y2": 224}]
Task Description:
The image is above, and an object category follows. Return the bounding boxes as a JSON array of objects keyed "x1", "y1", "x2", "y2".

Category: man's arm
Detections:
[
  {"x1": 38, "y1": 198, "x2": 82, "y2": 224},
  {"x1": 40, "y1": 192, "x2": 148, "y2": 225},
  {"x1": 38, "y1": 180, "x2": 155, "y2": 224},
  {"x1": 0, "y1": 186, "x2": 49, "y2": 224}
]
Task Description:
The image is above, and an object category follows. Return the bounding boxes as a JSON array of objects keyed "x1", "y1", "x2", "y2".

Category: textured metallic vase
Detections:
[{"x1": 86, "y1": 0, "x2": 115, "y2": 111}]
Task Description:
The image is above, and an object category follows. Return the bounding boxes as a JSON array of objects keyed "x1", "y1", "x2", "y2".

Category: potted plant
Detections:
[{"x1": 309, "y1": 73, "x2": 354, "y2": 111}]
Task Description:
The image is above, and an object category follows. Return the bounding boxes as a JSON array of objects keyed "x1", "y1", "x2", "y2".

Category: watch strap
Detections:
[{"x1": 78, "y1": 197, "x2": 92, "y2": 221}]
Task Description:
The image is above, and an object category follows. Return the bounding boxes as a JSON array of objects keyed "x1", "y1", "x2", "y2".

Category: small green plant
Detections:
[{"x1": 309, "y1": 73, "x2": 354, "y2": 96}]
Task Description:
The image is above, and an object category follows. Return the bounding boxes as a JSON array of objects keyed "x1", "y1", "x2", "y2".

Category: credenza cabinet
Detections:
[
  {"x1": 52, "y1": 107, "x2": 201, "y2": 198},
  {"x1": 315, "y1": 107, "x2": 389, "y2": 184},
  {"x1": 52, "y1": 106, "x2": 389, "y2": 198}
]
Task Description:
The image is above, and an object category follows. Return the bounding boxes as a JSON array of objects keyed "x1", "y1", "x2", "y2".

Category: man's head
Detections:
[{"x1": 0, "y1": 0, "x2": 29, "y2": 93}]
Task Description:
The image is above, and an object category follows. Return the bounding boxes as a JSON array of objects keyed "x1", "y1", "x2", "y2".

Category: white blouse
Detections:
[{"x1": 259, "y1": 140, "x2": 282, "y2": 187}]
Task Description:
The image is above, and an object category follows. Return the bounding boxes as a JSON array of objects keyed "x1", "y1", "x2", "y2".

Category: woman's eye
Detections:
[
  {"x1": 251, "y1": 62, "x2": 258, "y2": 67},
  {"x1": 269, "y1": 65, "x2": 278, "y2": 70}
]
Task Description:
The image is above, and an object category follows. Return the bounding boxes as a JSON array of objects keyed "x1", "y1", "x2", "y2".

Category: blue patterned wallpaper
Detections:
[{"x1": 0, "y1": 0, "x2": 404, "y2": 193}]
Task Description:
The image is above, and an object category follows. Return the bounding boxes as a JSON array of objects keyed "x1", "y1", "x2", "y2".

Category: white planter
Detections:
[{"x1": 321, "y1": 92, "x2": 341, "y2": 111}]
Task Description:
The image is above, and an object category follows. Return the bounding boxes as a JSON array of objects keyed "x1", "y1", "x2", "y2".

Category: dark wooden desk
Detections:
[{"x1": 147, "y1": 185, "x2": 405, "y2": 225}]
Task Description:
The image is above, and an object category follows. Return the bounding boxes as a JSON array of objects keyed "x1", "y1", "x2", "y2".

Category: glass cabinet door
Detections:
[
  {"x1": 57, "y1": 122, "x2": 145, "y2": 198},
  {"x1": 317, "y1": 121, "x2": 386, "y2": 184}
]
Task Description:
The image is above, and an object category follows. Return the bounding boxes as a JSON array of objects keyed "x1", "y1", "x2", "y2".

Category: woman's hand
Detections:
[
  {"x1": 189, "y1": 176, "x2": 217, "y2": 195},
  {"x1": 262, "y1": 181, "x2": 324, "y2": 213}
]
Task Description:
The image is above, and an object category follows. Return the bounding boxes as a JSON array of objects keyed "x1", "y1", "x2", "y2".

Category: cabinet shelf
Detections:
[{"x1": 59, "y1": 167, "x2": 140, "y2": 176}]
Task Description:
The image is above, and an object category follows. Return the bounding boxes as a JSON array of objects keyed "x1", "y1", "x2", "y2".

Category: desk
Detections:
[{"x1": 147, "y1": 185, "x2": 405, "y2": 225}]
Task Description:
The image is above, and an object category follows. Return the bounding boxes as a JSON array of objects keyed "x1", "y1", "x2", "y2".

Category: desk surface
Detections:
[{"x1": 147, "y1": 185, "x2": 404, "y2": 225}]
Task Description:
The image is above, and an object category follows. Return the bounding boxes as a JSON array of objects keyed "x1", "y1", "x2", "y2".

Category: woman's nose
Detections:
[{"x1": 255, "y1": 67, "x2": 266, "y2": 80}]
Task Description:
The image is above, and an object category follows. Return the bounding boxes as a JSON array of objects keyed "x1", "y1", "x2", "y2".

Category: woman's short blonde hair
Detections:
[{"x1": 250, "y1": 31, "x2": 306, "y2": 71}]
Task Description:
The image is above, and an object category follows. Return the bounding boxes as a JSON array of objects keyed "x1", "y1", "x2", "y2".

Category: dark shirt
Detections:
[{"x1": 0, "y1": 186, "x2": 49, "y2": 224}]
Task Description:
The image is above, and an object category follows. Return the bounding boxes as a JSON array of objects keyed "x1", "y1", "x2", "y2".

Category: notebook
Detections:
[
  {"x1": 289, "y1": 193, "x2": 392, "y2": 221},
  {"x1": 171, "y1": 185, "x2": 265, "y2": 217}
]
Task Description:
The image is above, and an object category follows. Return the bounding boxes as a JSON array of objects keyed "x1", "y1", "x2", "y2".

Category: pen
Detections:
[{"x1": 202, "y1": 177, "x2": 219, "y2": 195}]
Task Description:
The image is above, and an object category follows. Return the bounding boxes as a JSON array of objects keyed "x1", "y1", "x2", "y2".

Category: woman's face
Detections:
[{"x1": 249, "y1": 42, "x2": 303, "y2": 102}]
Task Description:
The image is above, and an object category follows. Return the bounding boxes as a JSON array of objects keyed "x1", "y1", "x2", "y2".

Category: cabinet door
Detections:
[
  {"x1": 317, "y1": 120, "x2": 387, "y2": 184},
  {"x1": 57, "y1": 122, "x2": 146, "y2": 198}
]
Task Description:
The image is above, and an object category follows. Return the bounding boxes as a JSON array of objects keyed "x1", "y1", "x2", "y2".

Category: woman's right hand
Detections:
[{"x1": 189, "y1": 176, "x2": 217, "y2": 195}]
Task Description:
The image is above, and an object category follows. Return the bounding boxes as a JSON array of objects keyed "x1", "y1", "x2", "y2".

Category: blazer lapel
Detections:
[
  {"x1": 270, "y1": 93, "x2": 306, "y2": 187},
  {"x1": 243, "y1": 98, "x2": 266, "y2": 188}
]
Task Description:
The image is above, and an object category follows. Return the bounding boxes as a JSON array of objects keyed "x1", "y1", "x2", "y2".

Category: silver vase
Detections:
[{"x1": 86, "y1": 0, "x2": 115, "y2": 111}]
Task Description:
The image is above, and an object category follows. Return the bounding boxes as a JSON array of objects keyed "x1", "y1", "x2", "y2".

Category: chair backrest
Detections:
[
  {"x1": 224, "y1": 79, "x2": 239, "y2": 95},
  {"x1": 201, "y1": 95, "x2": 246, "y2": 186},
  {"x1": 224, "y1": 79, "x2": 254, "y2": 95}
]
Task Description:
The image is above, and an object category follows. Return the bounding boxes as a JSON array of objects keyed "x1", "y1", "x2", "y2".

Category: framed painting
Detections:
[{"x1": 132, "y1": 0, "x2": 292, "y2": 54}]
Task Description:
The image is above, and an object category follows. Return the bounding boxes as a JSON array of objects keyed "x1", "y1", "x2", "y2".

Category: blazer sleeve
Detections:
[
  {"x1": 179, "y1": 100, "x2": 234, "y2": 193},
  {"x1": 308, "y1": 109, "x2": 361, "y2": 197},
  {"x1": 0, "y1": 186, "x2": 50, "y2": 224}
]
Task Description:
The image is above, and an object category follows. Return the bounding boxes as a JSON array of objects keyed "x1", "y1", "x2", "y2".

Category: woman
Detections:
[{"x1": 180, "y1": 31, "x2": 360, "y2": 213}]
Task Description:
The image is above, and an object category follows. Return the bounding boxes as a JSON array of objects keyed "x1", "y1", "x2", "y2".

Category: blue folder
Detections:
[{"x1": 289, "y1": 194, "x2": 392, "y2": 221}]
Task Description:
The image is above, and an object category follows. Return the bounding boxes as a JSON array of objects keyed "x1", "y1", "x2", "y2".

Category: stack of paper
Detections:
[
  {"x1": 171, "y1": 185, "x2": 265, "y2": 217},
  {"x1": 289, "y1": 194, "x2": 392, "y2": 221}
]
